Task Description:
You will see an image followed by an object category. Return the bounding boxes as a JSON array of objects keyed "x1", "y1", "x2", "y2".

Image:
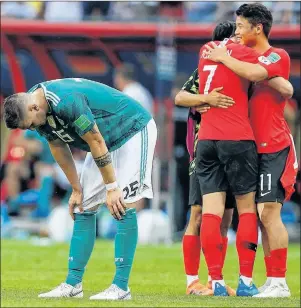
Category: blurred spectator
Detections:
[
  {"x1": 273, "y1": 1, "x2": 297, "y2": 24},
  {"x1": 1, "y1": 1, "x2": 300, "y2": 25},
  {"x1": 2, "y1": 130, "x2": 56, "y2": 217},
  {"x1": 215, "y1": 2, "x2": 236, "y2": 23},
  {"x1": 171, "y1": 73, "x2": 190, "y2": 233},
  {"x1": 40, "y1": 1, "x2": 84, "y2": 22},
  {"x1": 108, "y1": 2, "x2": 158, "y2": 22},
  {"x1": 184, "y1": 2, "x2": 217, "y2": 23},
  {"x1": 292, "y1": 1, "x2": 300, "y2": 24},
  {"x1": 113, "y1": 63, "x2": 154, "y2": 115},
  {"x1": 159, "y1": 1, "x2": 184, "y2": 22},
  {"x1": 83, "y1": 1, "x2": 111, "y2": 21},
  {"x1": 284, "y1": 98, "x2": 298, "y2": 137},
  {"x1": 0, "y1": 130, "x2": 33, "y2": 214},
  {"x1": 1, "y1": 1, "x2": 38, "y2": 19}
]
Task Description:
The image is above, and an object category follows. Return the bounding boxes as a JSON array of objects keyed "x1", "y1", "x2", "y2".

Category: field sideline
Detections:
[{"x1": 1, "y1": 239, "x2": 300, "y2": 307}]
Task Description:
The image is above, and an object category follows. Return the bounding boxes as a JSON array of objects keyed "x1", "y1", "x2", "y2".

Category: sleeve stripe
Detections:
[
  {"x1": 46, "y1": 91, "x2": 60, "y2": 106},
  {"x1": 46, "y1": 93, "x2": 60, "y2": 106},
  {"x1": 48, "y1": 90, "x2": 60, "y2": 101}
]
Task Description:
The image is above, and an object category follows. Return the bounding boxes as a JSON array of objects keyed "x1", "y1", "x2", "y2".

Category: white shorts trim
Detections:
[{"x1": 75, "y1": 119, "x2": 157, "y2": 213}]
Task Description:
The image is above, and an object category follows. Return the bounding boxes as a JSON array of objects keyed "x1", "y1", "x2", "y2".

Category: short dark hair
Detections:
[
  {"x1": 114, "y1": 63, "x2": 137, "y2": 81},
  {"x1": 3, "y1": 94, "x2": 25, "y2": 129},
  {"x1": 212, "y1": 21, "x2": 236, "y2": 41},
  {"x1": 236, "y1": 3, "x2": 273, "y2": 38}
]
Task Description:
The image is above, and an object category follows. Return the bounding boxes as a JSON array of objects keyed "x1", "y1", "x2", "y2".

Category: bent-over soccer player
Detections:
[{"x1": 3, "y1": 78, "x2": 157, "y2": 300}]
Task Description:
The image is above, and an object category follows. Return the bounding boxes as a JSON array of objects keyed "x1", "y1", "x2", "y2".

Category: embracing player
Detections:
[
  {"x1": 206, "y1": 3, "x2": 297, "y2": 298},
  {"x1": 195, "y1": 17, "x2": 294, "y2": 296},
  {"x1": 3, "y1": 78, "x2": 157, "y2": 300},
  {"x1": 175, "y1": 21, "x2": 237, "y2": 296}
]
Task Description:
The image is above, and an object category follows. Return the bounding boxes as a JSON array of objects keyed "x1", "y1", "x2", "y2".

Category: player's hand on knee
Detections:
[
  {"x1": 68, "y1": 188, "x2": 83, "y2": 220},
  {"x1": 106, "y1": 188, "x2": 126, "y2": 220},
  {"x1": 207, "y1": 87, "x2": 235, "y2": 108}
]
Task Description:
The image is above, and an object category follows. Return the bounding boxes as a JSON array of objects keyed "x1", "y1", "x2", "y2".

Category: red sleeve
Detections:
[
  {"x1": 229, "y1": 44, "x2": 260, "y2": 64},
  {"x1": 257, "y1": 49, "x2": 290, "y2": 79},
  {"x1": 199, "y1": 40, "x2": 216, "y2": 57}
]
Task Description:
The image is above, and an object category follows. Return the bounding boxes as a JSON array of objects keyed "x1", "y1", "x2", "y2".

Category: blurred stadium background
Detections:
[{"x1": 0, "y1": 1, "x2": 300, "y2": 247}]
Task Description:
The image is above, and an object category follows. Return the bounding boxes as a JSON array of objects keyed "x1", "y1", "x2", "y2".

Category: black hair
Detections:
[
  {"x1": 212, "y1": 21, "x2": 236, "y2": 41},
  {"x1": 3, "y1": 94, "x2": 25, "y2": 129},
  {"x1": 236, "y1": 3, "x2": 273, "y2": 38}
]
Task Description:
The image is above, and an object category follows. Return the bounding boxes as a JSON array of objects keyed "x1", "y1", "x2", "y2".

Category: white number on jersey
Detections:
[
  {"x1": 260, "y1": 173, "x2": 272, "y2": 196},
  {"x1": 203, "y1": 65, "x2": 217, "y2": 94},
  {"x1": 52, "y1": 129, "x2": 74, "y2": 143}
]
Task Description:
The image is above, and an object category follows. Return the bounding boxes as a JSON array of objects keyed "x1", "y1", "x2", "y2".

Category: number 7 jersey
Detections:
[
  {"x1": 27, "y1": 78, "x2": 152, "y2": 152},
  {"x1": 198, "y1": 40, "x2": 270, "y2": 141}
]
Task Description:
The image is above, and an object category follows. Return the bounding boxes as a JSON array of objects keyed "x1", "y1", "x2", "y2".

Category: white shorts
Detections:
[{"x1": 76, "y1": 119, "x2": 157, "y2": 213}]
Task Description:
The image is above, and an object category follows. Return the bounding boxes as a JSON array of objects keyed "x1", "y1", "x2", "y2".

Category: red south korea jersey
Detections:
[
  {"x1": 249, "y1": 47, "x2": 292, "y2": 154},
  {"x1": 198, "y1": 41, "x2": 269, "y2": 141}
]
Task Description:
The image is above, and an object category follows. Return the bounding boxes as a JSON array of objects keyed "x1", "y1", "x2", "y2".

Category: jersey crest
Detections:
[
  {"x1": 47, "y1": 116, "x2": 56, "y2": 128},
  {"x1": 258, "y1": 55, "x2": 272, "y2": 65},
  {"x1": 267, "y1": 52, "x2": 281, "y2": 63}
]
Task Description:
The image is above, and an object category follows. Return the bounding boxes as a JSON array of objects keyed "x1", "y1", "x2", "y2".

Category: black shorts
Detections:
[
  {"x1": 196, "y1": 140, "x2": 258, "y2": 196},
  {"x1": 256, "y1": 146, "x2": 290, "y2": 204},
  {"x1": 189, "y1": 159, "x2": 236, "y2": 209}
]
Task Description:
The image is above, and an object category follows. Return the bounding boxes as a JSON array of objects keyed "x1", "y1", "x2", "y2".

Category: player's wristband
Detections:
[{"x1": 105, "y1": 181, "x2": 118, "y2": 191}]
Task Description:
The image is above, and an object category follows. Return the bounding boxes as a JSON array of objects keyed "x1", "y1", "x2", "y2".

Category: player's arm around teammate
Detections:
[
  {"x1": 206, "y1": 4, "x2": 297, "y2": 297},
  {"x1": 175, "y1": 86, "x2": 235, "y2": 110},
  {"x1": 205, "y1": 43, "x2": 294, "y2": 99}
]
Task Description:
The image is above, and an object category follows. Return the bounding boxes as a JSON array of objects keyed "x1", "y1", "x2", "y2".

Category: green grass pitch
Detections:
[{"x1": 1, "y1": 239, "x2": 300, "y2": 307}]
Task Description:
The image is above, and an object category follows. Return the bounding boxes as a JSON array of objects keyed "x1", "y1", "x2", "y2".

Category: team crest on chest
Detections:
[
  {"x1": 47, "y1": 116, "x2": 56, "y2": 128},
  {"x1": 267, "y1": 52, "x2": 281, "y2": 63}
]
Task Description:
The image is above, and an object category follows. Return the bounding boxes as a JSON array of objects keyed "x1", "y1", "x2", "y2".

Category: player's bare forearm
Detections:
[
  {"x1": 175, "y1": 90, "x2": 209, "y2": 107},
  {"x1": 267, "y1": 77, "x2": 294, "y2": 99},
  {"x1": 175, "y1": 89, "x2": 234, "y2": 109},
  {"x1": 205, "y1": 43, "x2": 268, "y2": 82},
  {"x1": 220, "y1": 56, "x2": 268, "y2": 82},
  {"x1": 81, "y1": 125, "x2": 116, "y2": 184},
  {"x1": 48, "y1": 139, "x2": 81, "y2": 191}
]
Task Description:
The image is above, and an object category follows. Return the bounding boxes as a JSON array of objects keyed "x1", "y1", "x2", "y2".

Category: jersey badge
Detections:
[
  {"x1": 267, "y1": 52, "x2": 281, "y2": 63},
  {"x1": 47, "y1": 116, "x2": 56, "y2": 128},
  {"x1": 258, "y1": 56, "x2": 272, "y2": 65}
]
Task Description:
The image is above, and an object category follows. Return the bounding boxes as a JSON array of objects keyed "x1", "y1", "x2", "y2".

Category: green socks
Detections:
[
  {"x1": 112, "y1": 208, "x2": 138, "y2": 291},
  {"x1": 65, "y1": 208, "x2": 138, "y2": 290},
  {"x1": 66, "y1": 212, "x2": 96, "y2": 286}
]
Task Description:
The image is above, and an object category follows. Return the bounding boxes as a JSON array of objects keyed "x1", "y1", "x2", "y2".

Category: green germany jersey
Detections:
[{"x1": 28, "y1": 78, "x2": 152, "y2": 152}]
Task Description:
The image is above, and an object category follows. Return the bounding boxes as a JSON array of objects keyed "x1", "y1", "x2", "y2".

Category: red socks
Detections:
[
  {"x1": 182, "y1": 235, "x2": 201, "y2": 275},
  {"x1": 221, "y1": 236, "x2": 228, "y2": 269},
  {"x1": 264, "y1": 255, "x2": 273, "y2": 277},
  {"x1": 201, "y1": 214, "x2": 223, "y2": 280},
  {"x1": 270, "y1": 248, "x2": 287, "y2": 278},
  {"x1": 236, "y1": 213, "x2": 258, "y2": 277}
]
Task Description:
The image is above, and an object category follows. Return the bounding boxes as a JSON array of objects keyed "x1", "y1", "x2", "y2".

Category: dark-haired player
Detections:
[
  {"x1": 206, "y1": 3, "x2": 297, "y2": 298},
  {"x1": 175, "y1": 21, "x2": 237, "y2": 296},
  {"x1": 196, "y1": 14, "x2": 294, "y2": 296}
]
